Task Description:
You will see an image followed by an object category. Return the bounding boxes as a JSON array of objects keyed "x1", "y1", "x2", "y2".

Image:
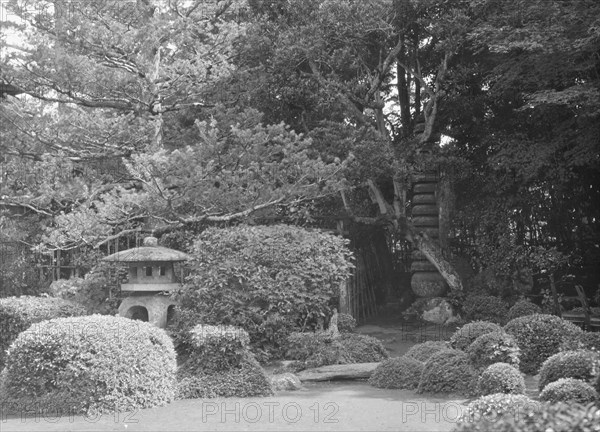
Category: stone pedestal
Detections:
[{"x1": 118, "y1": 295, "x2": 177, "y2": 328}]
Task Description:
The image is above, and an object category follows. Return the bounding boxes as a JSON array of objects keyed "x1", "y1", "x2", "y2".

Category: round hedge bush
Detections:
[
  {"x1": 449, "y1": 321, "x2": 503, "y2": 351},
  {"x1": 504, "y1": 314, "x2": 583, "y2": 374},
  {"x1": 559, "y1": 331, "x2": 600, "y2": 353},
  {"x1": 462, "y1": 295, "x2": 509, "y2": 324},
  {"x1": 466, "y1": 331, "x2": 520, "y2": 370},
  {"x1": 405, "y1": 341, "x2": 449, "y2": 362},
  {"x1": 507, "y1": 299, "x2": 542, "y2": 321},
  {"x1": 0, "y1": 315, "x2": 176, "y2": 414},
  {"x1": 538, "y1": 350, "x2": 600, "y2": 391},
  {"x1": 459, "y1": 393, "x2": 538, "y2": 423},
  {"x1": 0, "y1": 295, "x2": 86, "y2": 367},
  {"x1": 177, "y1": 324, "x2": 273, "y2": 398},
  {"x1": 337, "y1": 313, "x2": 357, "y2": 333},
  {"x1": 417, "y1": 349, "x2": 478, "y2": 396},
  {"x1": 368, "y1": 356, "x2": 424, "y2": 389},
  {"x1": 477, "y1": 362, "x2": 525, "y2": 396},
  {"x1": 539, "y1": 378, "x2": 598, "y2": 404}
]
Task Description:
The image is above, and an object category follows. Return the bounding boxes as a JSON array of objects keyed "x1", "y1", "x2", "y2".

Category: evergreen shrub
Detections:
[
  {"x1": 417, "y1": 349, "x2": 478, "y2": 396},
  {"x1": 507, "y1": 299, "x2": 542, "y2": 321},
  {"x1": 539, "y1": 378, "x2": 598, "y2": 404},
  {"x1": 368, "y1": 356, "x2": 424, "y2": 389},
  {"x1": 449, "y1": 321, "x2": 503, "y2": 351},
  {"x1": 538, "y1": 350, "x2": 600, "y2": 391},
  {"x1": 405, "y1": 341, "x2": 449, "y2": 362},
  {"x1": 466, "y1": 331, "x2": 520, "y2": 370},
  {"x1": 477, "y1": 362, "x2": 525, "y2": 396},
  {"x1": 462, "y1": 295, "x2": 509, "y2": 324}
]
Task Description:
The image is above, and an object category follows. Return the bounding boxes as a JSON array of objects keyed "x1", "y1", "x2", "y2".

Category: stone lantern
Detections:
[{"x1": 102, "y1": 236, "x2": 189, "y2": 328}]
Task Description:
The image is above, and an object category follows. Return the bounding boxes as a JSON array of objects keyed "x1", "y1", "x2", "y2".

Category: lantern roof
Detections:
[{"x1": 102, "y1": 236, "x2": 190, "y2": 263}]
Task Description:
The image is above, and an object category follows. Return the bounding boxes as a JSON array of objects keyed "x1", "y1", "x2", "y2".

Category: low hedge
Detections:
[
  {"x1": 538, "y1": 350, "x2": 600, "y2": 391},
  {"x1": 368, "y1": 356, "x2": 424, "y2": 389},
  {"x1": 504, "y1": 314, "x2": 583, "y2": 374},
  {"x1": 462, "y1": 295, "x2": 509, "y2": 325},
  {"x1": 455, "y1": 401, "x2": 599, "y2": 432},
  {"x1": 177, "y1": 324, "x2": 273, "y2": 398},
  {"x1": 405, "y1": 341, "x2": 449, "y2": 362},
  {"x1": 417, "y1": 349, "x2": 478, "y2": 396},
  {"x1": 507, "y1": 299, "x2": 542, "y2": 321},
  {"x1": 449, "y1": 321, "x2": 503, "y2": 351},
  {"x1": 466, "y1": 331, "x2": 520, "y2": 370},
  {"x1": 0, "y1": 295, "x2": 86, "y2": 367},
  {"x1": 539, "y1": 378, "x2": 598, "y2": 404},
  {"x1": 477, "y1": 363, "x2": 525, "y2": 396},
  {"x1": 0, "y1": 315, "x2": 176, "y2": 414}
]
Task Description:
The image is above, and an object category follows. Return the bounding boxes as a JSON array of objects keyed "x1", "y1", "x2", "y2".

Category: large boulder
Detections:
[{"x1": 420, "y1": 297, "x2": 459, "y2": 325}]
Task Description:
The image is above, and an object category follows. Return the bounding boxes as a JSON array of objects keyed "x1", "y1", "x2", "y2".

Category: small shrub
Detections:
[
  {"x1": 0, "y1": 295, "x2": 86, "y2": 367},
  {"x1": 477, "y1": 363, "x2": 525, "y2": 396},
  {"x1": 504, "y1": 314, "x2": 583, "y2": 374},
  {"x1": 337, "y1": 313, "x2": 357, "y2": 333},
  {"x1": 0, "y1": 315, "x2": 176, "y2": 414},
  {"x1": 449, "y1": 321, "x2": 503, "y2": 351},
  {"x1": 538, "y1": 350, "x2": 600, "y2": 391},
  {"x1": 405, "y1": 341, "x2": 450, "y2": 362},
  {"x1": 369, "y1": 356, "x2": 424, "y2": 389},
  {"x1": 417, "y1": 349, "x2": 478, "y2": 396},
  {"x1": 459, "y1": 393, "x2": 538, "y2": 423},
  {"x1": 177, "y1": 324, "x2": 273, "y2": 398},
  {"x1": 455, "y1": 400, "x2": 600, "y2": 432},
  {"x1": 466, "y1": 331, "x2": 520, "y2": 370},
  {"x1": 507, "y1": 299, "x2": 542, "y2": 321},
  {"x1": 462, "y1": 295, "x2": 509, "y2": 324},
  {"x1": 284, "y1": 332, "x2": 388, "y2": 371},
  {"x1": 539, "y1": 378, "x2": 598, "y2": 404},
  {"x1": 559, "y1": 332, "x2": 600, "y2": 353}
]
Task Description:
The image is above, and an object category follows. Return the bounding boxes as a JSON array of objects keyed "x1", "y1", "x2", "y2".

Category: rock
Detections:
[
  {"x1": 270, "y1": 373, "x2": 302, "y2": 391},
  {"x1": 420, "y1": 297, "x2": 457, "y2": 325},
  {"x1": 295, "y1": 362, "x2": 380, "y2": 382}
]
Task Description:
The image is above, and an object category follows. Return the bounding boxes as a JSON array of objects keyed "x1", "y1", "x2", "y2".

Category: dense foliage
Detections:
[
  {"x1": 0, "y1": 295, "x2": 86, "y2": 367},
  {"x1": 466, "y1": 331, "x2": 520, "y2": 370},
  {"x1": 0, "y1": 315, "x2": 176, "y2": 414},
  {"x1": 462, "y1": 295, "x2": 509, "y2": 325},
  {"x1": 405, "y1": 341, "x2": 450, "y2": 362},
  {"x1": 507, "y1": 300, "x2": 542, "y2": 321},
  {"x1": 538, "y1": 350, "x2": 600, "y2": 391},
  {"x1": 539, "y1": 379, "x2": 599, "y2": 404},
  {"x1": 369, "y1": 356, "x2": 424, "y2": 390},
  {"x1": 417, "y1": 349, "x2": 478, "y2": 396},
  {"x1": 174, "y1": 225, "x2": 353, "y2": 360},
  {"x1": 560, "y1": 332, "x2": 600, "y2": 353},
  {"x1": 449, "y1": 321, "x2": 503, "y2": 351},
  {"x1": 477, "y1": 363, "x2": 525, "y2": 396},
  {"x1": 504, "y1": 314, "x2": 583, "y2": 374}
]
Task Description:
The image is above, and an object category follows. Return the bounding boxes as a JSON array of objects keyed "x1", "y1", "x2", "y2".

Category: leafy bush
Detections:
[
  {"x1": 560, "y1": 332, "x2": 600, "y2": 353},
  {"x1": 405, "y1": 341, "x2": 450, "y2": 362},
  {"x1": 417, "y1": 349, "x2": 478, "y2": 396},
  {"x1": 462, "y1": 295, "x2": 509, "y2": 324},
  {"x1": 177, "y1": 324, "x2": 273, "y2": 398},
  {"x1": 450, "y1": 321, "x2": 503, "y2": 351},
  {"x1": 0, "y1": 295, "x2": 86, "y2": 367},
  {"x1": 175, "y1": 225, "x2": 354, "y2": 361},
  {"x1": 507, "y1": 299, "x2": 542, "y2": 321},
  {"x1": 458, "y1": 393, "x2": 539, "y2": 424},
  {"x1": 455, "y1": 400, "x2": 600, "y2": 432},
  {"x1": 477, "y1": 363, "x2": 525, "y2": 396},
  {"x1": 337, "y1": 313, "x2": 357, "y2": 333},
  {"x1": 538, "y1": 350, "x2": 600, "y2": 391},
  {"x1": 0, "y1": 315, "x2": 176, "y2": 414},
  {"x1": 466, "y1": 331, "x2": 520, "y2": 370},
  {"x1": 284, "y1": 332, "x2": 388, "y2": 370},
  {"x1": 539, "y1": 378, "x2": 599, "y2": 404},
  {"x1": 368, "y1": 356, "x2": 424, "y2": 389},
  {"x1": 504, "y1": 314, "x2": 583, "y2": 374}
]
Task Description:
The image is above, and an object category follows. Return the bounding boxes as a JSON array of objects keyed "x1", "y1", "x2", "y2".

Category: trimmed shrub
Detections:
[
  {"x1": 459, "y1": 393, "x2": 538, "y2": 424},
  {"x1": 175, "y1": 225, "x2": 354, "y2": 361},
  {"x1": 449, "y1": 321, "x2": 503, "y2": 351},
  {"x1": 559, "y1": 331, "x2": 600, "y2": 353},
  {"x1": 337, "y1": 313, "x2": 357, "y2": 333},
  {"x1": 177, "y1": 324, "x2": 273, "y2": 398},
  {"x1": 405, "y1": 341, "x2": 450, "y2": 362},
  {"x1": 368, "y1": 356, "x2": 424, "y2": 389},
  {"x1": 507, "y1": 299, "x2": 542, "y2": 321},
  {"x1": 466, "y1": 331, "x2": 520, "y2": 370},
  {"x1": 417, "y1": 349, "x2": 478, "y2": 396},
  {"x1": 284, "y1": 332, "x2": 388, "y2": 371},
  {"x1": 538, "y1": 350, "x2": 600, "y2": 391},
  {"x1": 504, "y1": 314, "x2": 583, "y2": 374},
  {"x1": 477, "y1": 363, "x2": 525, "y2": 396},
  {"x1": 0, "y1": 295, "x2": 86, "y2": 367},
  {"x1": 455, "y1": 400, "x2": 600, "y2": 432},
  {"x1": 462, "y1": 295, "x2": 509, "y2": 324},
  {"x1": 0, "y1": 315, "x2": 176, "y2": 414},
  {"x1": 539, "y1": 378, "x2": 598, "y2": 404}
]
